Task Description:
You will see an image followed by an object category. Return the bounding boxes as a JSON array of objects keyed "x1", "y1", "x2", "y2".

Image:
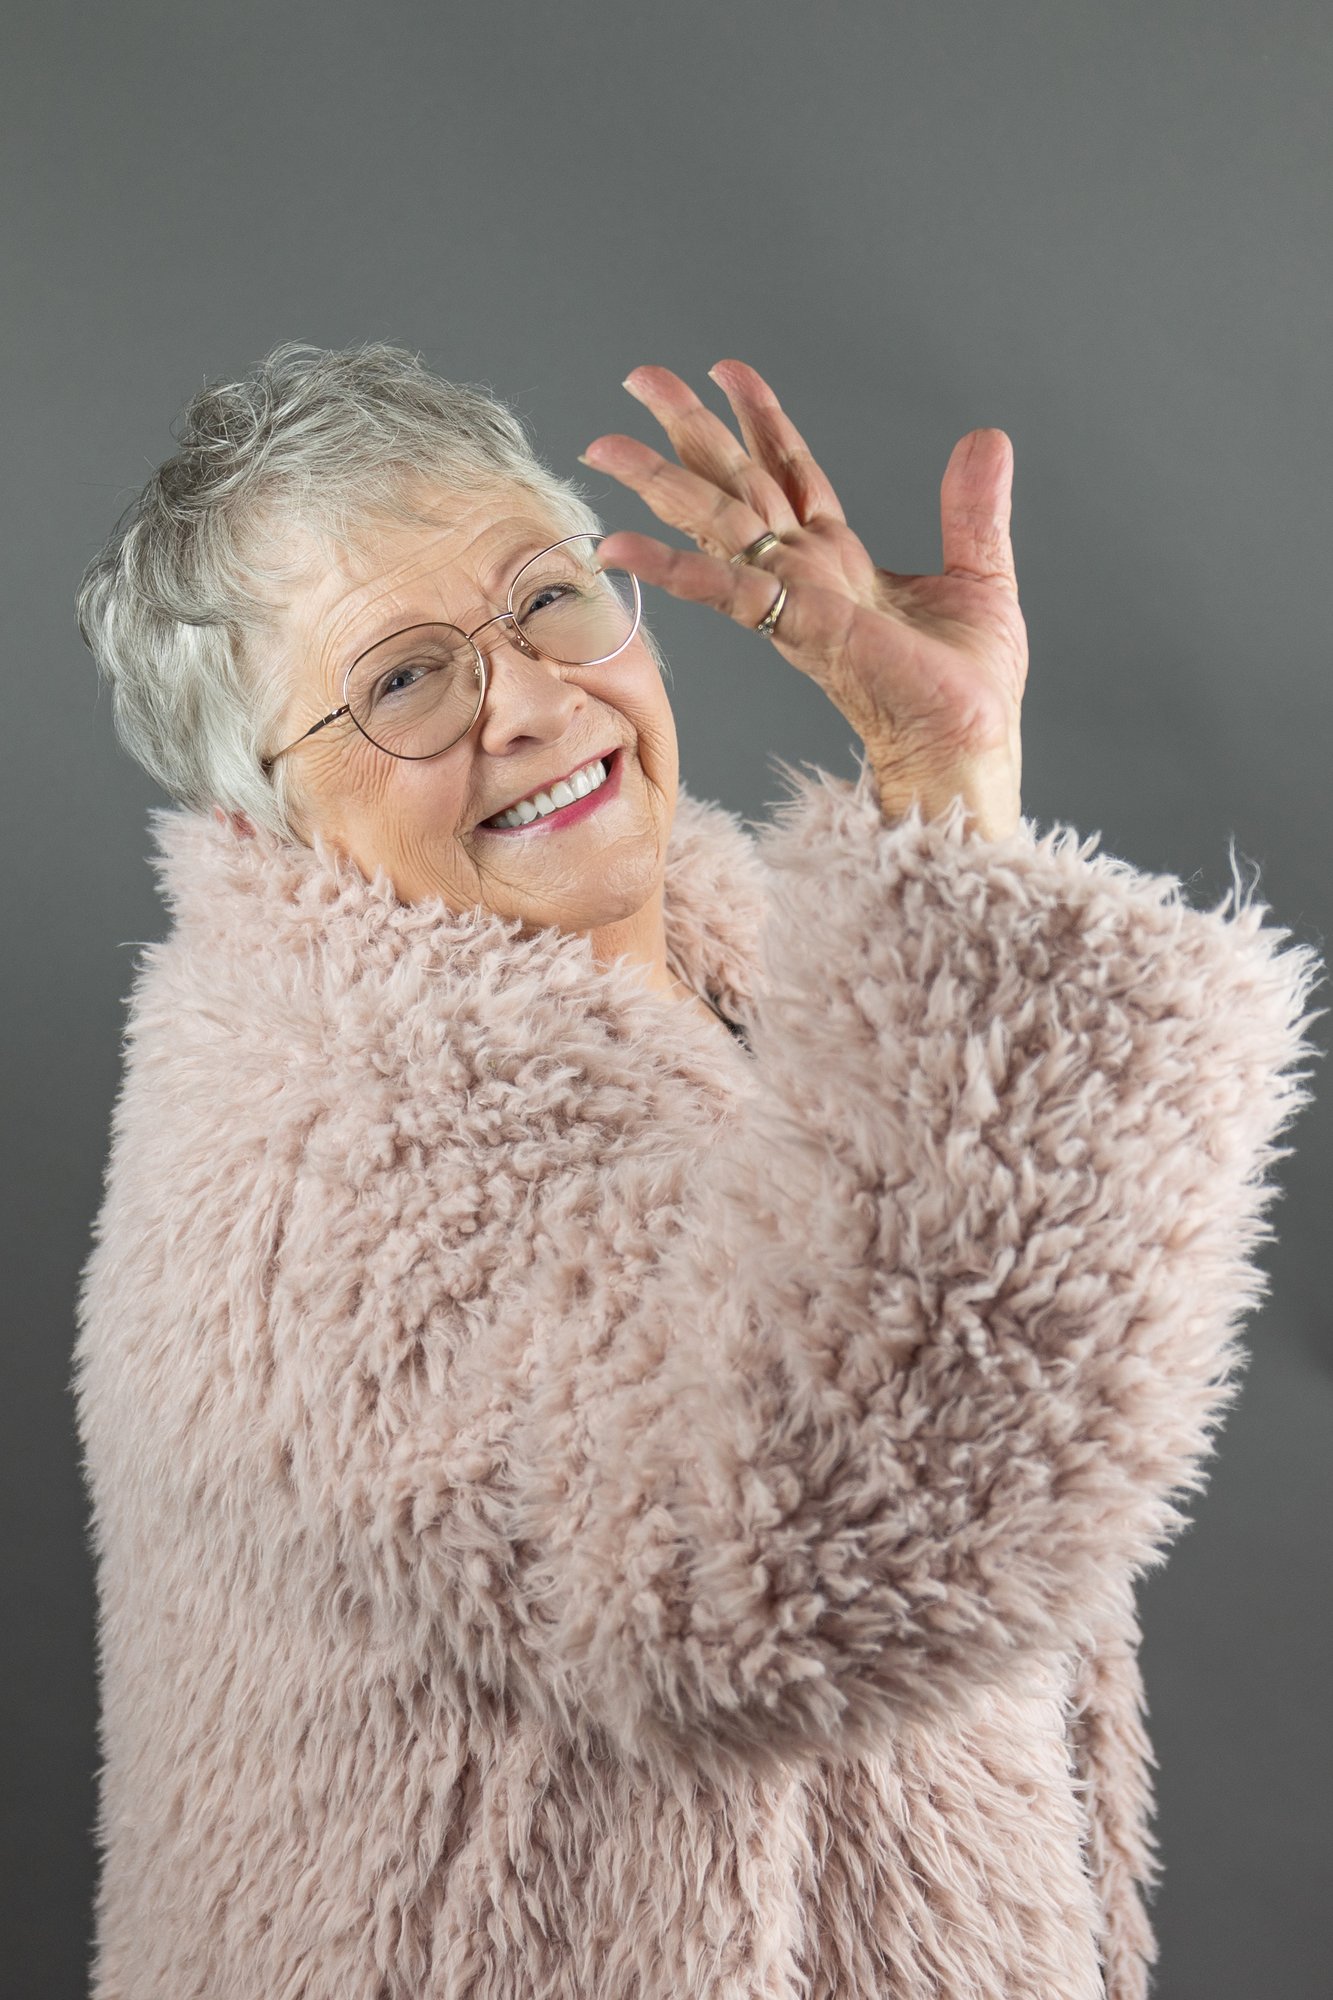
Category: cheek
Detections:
[
  {"x1": 587, "y1": 645, "x2": 676, "y2": 743},
  {"x1": 303, "y1": 734, "x2": 471, "y2": 864},
  {"x1": 383, "y1": 759, "x2": 474, "y2": 845}
]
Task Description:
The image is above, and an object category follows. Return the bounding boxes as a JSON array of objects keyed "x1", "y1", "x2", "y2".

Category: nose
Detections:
[{"x1": 472, "y1": 614, "x2": 589, "y2": 757}]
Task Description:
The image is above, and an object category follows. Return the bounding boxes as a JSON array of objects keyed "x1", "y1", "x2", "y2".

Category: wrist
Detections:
[{"x1": 866, "y1": 743, "x2": 1022, "y2": 843}]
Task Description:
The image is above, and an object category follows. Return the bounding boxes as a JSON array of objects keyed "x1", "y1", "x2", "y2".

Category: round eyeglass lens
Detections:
[
  {"x1": 345, "y1": 625, "x2": 485, "y2": 760},
  {"x1": 509, "y1": 536, "x2": 640, "y2": 664}
]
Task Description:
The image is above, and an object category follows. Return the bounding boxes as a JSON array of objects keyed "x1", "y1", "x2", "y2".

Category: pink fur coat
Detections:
[{"x1": 73, "y1": 760, "x2": 1322, "y2": 1999}]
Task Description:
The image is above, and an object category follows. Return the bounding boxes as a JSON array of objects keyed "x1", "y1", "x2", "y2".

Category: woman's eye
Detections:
[
  {"x1": 375, "y1": 664, "x2": 425, "y2": 703},
  {"x1": 522, "y1": 582, "x2": 578, "y2": 617}
]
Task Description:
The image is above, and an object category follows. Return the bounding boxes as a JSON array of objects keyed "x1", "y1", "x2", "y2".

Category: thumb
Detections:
[{"x1": 940, "y1": 428, "x2": 1017, "y2": 595}]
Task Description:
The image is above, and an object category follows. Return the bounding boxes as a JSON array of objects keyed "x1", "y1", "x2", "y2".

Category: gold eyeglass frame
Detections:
[{"x1": 259, "y1": 533, "x2": 643, "y2": 776}]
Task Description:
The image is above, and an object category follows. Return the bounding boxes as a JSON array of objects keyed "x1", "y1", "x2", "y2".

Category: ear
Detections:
[{"x1": 211, "y1": 805, "x2": 257, "y2": 839}]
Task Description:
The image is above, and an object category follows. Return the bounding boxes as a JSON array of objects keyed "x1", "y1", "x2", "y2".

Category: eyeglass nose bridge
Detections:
[{"x1": 468, "y1": 606, "x2": 541, "y2": 660}]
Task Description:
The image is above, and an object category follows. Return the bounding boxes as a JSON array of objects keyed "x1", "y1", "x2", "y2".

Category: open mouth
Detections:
[{"x1": 476, "y1": 747, "x2": 624, "y2": 835}]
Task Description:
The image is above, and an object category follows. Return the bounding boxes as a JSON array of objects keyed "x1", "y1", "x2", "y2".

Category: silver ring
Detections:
[
  {"x1": 753, "y1": 580, "x2": 788, "y2": 638},
  {"x1": 729, "y1": 530, "x2": 783, "y2": 568}
]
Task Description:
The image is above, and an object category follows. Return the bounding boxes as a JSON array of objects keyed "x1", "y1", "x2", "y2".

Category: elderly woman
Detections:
[{"x1": 73, "y1": 341, "x2": 1319, "y2": 2000}]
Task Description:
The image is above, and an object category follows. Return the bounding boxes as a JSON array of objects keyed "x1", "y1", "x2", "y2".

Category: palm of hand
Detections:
[
  {"x1": 583, "y1": 361, "x2": 1028, "y2": 839},
  {"x1": 767, "y1": 510, "x2": 1028, "y2": 775}
]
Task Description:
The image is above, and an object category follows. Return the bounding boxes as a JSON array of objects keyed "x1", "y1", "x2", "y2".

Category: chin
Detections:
[
  {"x1": 514, "y1": 841, "x2": 665, "y2": 935},
  {"x1": 527, "y1": 875, "x2": 655, "y2": 936}
]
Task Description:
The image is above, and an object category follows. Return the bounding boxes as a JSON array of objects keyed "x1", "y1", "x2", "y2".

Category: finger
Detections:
[
  {"x1": 621, "y1": 365, "x2": 800, "y2": 534},
  {"x1": 940, "y1": 429, "x2": 1018, "y2": 595},
  {"x1": 580, "y1": 433, "x2": 773, "y2": 561},
  {"x1": 708, "y1": 360, "x2": 847, "y2": 525},
  {"x1": 595, "y1": 530, "x2": 854, "y2": 661}
]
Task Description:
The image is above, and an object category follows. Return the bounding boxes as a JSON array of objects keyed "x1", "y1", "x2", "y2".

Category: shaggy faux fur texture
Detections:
[{"x1": 73, "y1": 761, "x2": 1324, "y2": 1999}]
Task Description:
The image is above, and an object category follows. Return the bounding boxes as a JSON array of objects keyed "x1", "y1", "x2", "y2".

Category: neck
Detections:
[
  {"x1": 586, "y1": 875, "x2": 678, "y2": 998},
  {"x1": 586, "y1": 879, "x2": 737, "y2": 1043}
]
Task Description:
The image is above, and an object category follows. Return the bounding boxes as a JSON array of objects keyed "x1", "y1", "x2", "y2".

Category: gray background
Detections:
[{"x1": 4, "y1": 2, "x2": 1330, "y2": 1993}]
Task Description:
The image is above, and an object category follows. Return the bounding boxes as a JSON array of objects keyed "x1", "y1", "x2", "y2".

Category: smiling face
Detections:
[{"x1": 259, "y1": 479, "x2": 681, "y2": 940}]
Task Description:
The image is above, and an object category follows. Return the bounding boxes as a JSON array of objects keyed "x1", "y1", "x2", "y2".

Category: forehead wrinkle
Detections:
[{"x1": 314, "y1": 516, "x2": 565, "y2": 696}]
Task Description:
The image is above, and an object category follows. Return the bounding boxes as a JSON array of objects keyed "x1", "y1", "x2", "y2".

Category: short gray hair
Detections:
[{"x1": 76, "y1": 340, "x2": 634, "y2": 839}]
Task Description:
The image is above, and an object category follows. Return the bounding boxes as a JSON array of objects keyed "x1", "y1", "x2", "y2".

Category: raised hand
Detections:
[{"x1": 581, "y1": 361, "x2": 1027, "y2": 840}]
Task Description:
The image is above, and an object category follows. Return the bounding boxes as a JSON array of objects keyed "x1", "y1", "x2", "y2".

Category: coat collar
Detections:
[{"x1": 141, "y1": 786, "x2": 768, "y2": 1070}]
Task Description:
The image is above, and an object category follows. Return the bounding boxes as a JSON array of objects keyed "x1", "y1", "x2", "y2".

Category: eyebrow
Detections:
[{"x1": 337, "y1": 531, "x2": 558, "y2": 679}]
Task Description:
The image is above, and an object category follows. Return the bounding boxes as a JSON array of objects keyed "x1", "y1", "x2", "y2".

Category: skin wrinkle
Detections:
[{"x1": 255, "y1": 479, "x2": 729, "y2": 1042}]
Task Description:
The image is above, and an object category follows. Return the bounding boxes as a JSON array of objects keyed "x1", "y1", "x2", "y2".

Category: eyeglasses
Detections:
[{"x1": 260, "y1": 533, "x2": 642, "y2": 775}]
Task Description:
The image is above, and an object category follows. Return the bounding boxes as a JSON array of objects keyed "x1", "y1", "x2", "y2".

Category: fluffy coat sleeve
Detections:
[{"x1": 256, "y1": 768, "x2": 1325, "y2": 1778}]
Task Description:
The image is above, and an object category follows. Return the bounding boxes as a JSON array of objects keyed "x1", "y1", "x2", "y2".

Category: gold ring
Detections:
[
  {"x1": 753, "y1": 580, "x2": 788, "y2": 638},
  {"x1": 729, "y1": 530, "x2": 783, "y2": 567}
]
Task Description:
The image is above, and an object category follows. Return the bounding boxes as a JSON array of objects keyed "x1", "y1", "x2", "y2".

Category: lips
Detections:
[{"x1": 476, "y1": 746, "x2": 621, "y2": 828}]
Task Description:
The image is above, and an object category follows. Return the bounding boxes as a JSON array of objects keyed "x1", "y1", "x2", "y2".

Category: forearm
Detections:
[{"x1": 525, "y1": 764, "x2": 1321, "y2": 1774}]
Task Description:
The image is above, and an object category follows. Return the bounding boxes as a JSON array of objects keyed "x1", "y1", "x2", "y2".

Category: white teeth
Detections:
[{"x1": 486, "y1": 757, "x2": 609, "y2": 830}]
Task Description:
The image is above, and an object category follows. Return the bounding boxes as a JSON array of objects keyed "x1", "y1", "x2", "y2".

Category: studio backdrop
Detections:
[{"x1": 3, "y1": 5, "x2": 1329, "y2": 1997}]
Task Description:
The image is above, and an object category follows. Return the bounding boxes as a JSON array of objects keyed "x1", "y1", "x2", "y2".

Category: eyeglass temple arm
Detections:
[{"x1": 263, "y1": 704, "x2": 352, "y2": 772}]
